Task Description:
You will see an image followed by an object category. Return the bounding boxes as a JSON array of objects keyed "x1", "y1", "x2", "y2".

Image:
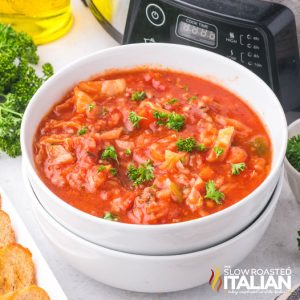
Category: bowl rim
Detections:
[
  {"x1": 21, "y1": 43, "x2": 288, "y2": 230},
  {"x1": 284, "y1": 118, "x2": 300, "y2": 176},
  {"x1": 27, "y1": 167, "x2": 284, "y2": 259}
]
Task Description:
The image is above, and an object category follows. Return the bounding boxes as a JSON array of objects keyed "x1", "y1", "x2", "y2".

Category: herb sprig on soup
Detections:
[{"x1": 33, "y1": 69, "x2": 272, "y2": 224}]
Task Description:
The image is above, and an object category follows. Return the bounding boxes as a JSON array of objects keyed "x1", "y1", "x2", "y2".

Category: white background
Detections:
[{"x1": 0, "y1": 0, "x2": 299, "y2": 299}]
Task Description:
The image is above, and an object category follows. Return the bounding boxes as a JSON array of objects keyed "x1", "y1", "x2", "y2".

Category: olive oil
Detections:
[
  {"x1": 91, "y1": 0, "x2": 113, "y2": 22},
  {"x1": 0, "y1": 0, "x2": 72, "y2": 45}
]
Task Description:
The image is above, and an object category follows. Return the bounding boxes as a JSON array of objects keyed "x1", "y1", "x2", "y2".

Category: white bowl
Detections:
[
  {"x1": 284, "y1": 119, "x2": 300, "y2": 204},
  {"x1": 21, "y1": 43, "x2": 287, "y2": 255},
  {"x1": 25, "y1": 167, "x2": 284, "y2": 293}
]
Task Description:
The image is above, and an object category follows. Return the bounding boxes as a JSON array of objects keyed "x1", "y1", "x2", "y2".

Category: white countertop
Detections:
[{"x1": 0, "y1": 1, "x2": 300, "y2": 299}]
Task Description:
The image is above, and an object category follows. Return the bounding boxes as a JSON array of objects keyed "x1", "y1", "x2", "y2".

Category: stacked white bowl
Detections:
[{"x1": 21, "y1": 44, "x2": 287, "y2": 293}]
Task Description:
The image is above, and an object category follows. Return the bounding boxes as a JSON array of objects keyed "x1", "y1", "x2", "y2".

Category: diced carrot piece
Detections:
[
  {"x1": 156, "y1": 189, "x2": 171, "y2": 201},
  {"x1": 54, "y1": 97, "x2": 74, "y2": 115},
  {"x1": 98, "y1": 127, "x2": 123, "y2": 140},
  {"x1": 215, "y1": 115, "x2": 251, "y2": 134},
  {"x1": 78, "y1": 81, "x2": 102, "y2": 94},
  {"x1": 226, "y1": 146, "x2": 248, "y2": 163},
  {"x1": 115, "y1": 140, "x2": 134, "y2": 150},
  {"x1": 149, "y1": 143, "x2": 165, "y2": 162},
  {"x1": 251, "y1": 157, "x2": 266, "y2": 171},
  {"x1": 199, "y1": 166, "x2": 214, "y2": 181}
]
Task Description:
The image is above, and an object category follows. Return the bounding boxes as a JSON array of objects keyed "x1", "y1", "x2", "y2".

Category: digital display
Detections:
[{"x1": 176, "y1": 16, "x2": 217, "y2": 48}]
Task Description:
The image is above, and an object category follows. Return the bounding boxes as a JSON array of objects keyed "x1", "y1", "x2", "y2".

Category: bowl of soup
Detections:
[
  {"x1": 21, "y1": 43, "x2": 287, "y2": 255},
  {"x1": 25, "y1": 163, "x2": 284, "y2": 293}
]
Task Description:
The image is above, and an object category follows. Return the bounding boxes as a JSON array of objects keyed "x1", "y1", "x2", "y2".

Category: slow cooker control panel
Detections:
[{"x1": 124, "y1": 0, "x2": 272, "y2": 87}]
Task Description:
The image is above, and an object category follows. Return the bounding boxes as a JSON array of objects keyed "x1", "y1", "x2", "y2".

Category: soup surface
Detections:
[{"x1": 33, "y1": 69, "x2": 272, "y2": 224}]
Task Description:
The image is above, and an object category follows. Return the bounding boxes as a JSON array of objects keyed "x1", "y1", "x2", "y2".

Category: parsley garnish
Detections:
[
  {"x1": 101, "y1": 107, "x2": 108, "y2": 116},
  {"x1": 153, "y1": 110, "x2": 185, "y2": 131},
  {"x1": 88, "y1": 103, "x2": 95, "y2": 111},
  {"x1": 286, "y1": 135, "x2": 300, "y2": 172},
  {"x1": 167, "y1": 98, "x2": 178, "y2": 105},
  {"x1": 97, "y1": 165, "x2": 106, "y2": 173},
  {"x1": 103, "y1": 212, "x2": 118, "y2": 221},
  {"x1": 231, "y1": 162, "x2": 246, "y2": 175},
  {"x1": 127, "y1": 160, "x2": 154, "y2": 186},
  {"x1": 176, "y1": 137, "x2": 197, "y2": 152},
  {"x1": 187, "y1": 95, "x2": 198, "y2": 102},
  {"x1": 128, "y1": 111, "x2": 145, "y2": 128},
  {"x1": 131, "y1": 91, "x2": 147, "y2": 101},
  {"x1": 101, "y1": 145, "x2": 118, "y2": 163},
  {"x1": 166, "y1": 112, "x2": 185, "y2": 131},
  {"x1": 197, "y1": 143, "x2": 207, "y2": 152},
  {"x1": 77, "y1": 126, "x2": 88, "y2": 136},
  {"x1": 125, "y1": 149, "x2": 132, "y2": 156},
  {"x1": 214, "y1": 146, "x2": 224, "y2": 158},
  {"x1": 0, "y1": 24, "x2": 53, "y2": 157},
  {"x1": 204, "y1": 181, "x2": 224, "y2": 205},
  {"x1": 153, "y1": 110, "x2": 168, "y2": 125},
  {"x1": 110, "y1": 168, "x2": 117, "y2": 176},
  {"x1": 182, "y1": 85, "x2": 189, "y2": 92}
]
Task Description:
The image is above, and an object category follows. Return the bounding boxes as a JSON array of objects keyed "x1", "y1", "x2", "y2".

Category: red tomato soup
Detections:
[{"x1": 33, "y1": 69, "x2": 272, "y2": 224}]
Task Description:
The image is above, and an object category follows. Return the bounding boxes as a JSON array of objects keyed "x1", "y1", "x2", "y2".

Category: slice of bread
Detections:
[
  {"x1": 0, "y1": 285, "x2": 50, "y2": 300},
  {"x1": 0, "y1": 244, "x2": 36, "y2": 295},
  {"x1": 0, "y1": 211, "x2": 15, "y2": 248}
]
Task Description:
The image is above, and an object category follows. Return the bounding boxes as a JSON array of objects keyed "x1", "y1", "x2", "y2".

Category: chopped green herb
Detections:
[
  {"x1": 101, "y1": 107, "x2": 108, "y2": 116},
  {"x1": 176, "y1": 137, "x2": 197, "y2": 152},
  {"x1": 110, "y1": 168, "x2": 117, "y2": 176},
  {"x1": 127, "y1": 160, "x2": 154, "y2": 186},
  {"x1": 297, "y1": 231, "x2": 300, "y2": 251},
  {"x1": 167, "y1": 98, "x2": 178, "y2": 105},
  {"x1": 131, "y1": 91, "x2": 146, "y2": 101},
  {"x1": 250, "y1": 136, "x2": 268, "y2": 156},
  {"x1": 97, "y1": 165, "x2": 106, "y2": 173},
  {"x1": 103, "y1": 212, "x2": 118, "y2": 221},
  {"x1": 187, "y1": 95, "x2": 198, "y2": 102},
  {"x1": 231, "y1": 162, "x2": 246, "y2": 175},
  {"x1": 153, "y1": 110, "x2": 168, "y2": 126},
  {"x1": 77, "y1": 126, "x2": 88, "y2": 136},
  {"x1": 0, "y1": 24, "x2": 53, "y2": 157},
  {"x1": 128, "y1": 111, "x2": 146, "y2": 128},
  {"x1": 166, "y1": 112, "x2": 185, "y2": 131},
  {"x1": 101, "y1": 145, "x2": 118, "y2": 163},
  {"x1": 153, "y1": 110, "x2": 185, "y2": 131},
  {"x1": 286, "y1": 135, "x2": 300, "y2": 172},
  {"x1": 182, "y1": 85, "x2": 189, "y2": 92},
  {"x1": 88, "y1": 103, "x2": 95, "y2": 111},
  {"x1": 180, "y1": 156, "x2": 186, "y2": 163},
  {"x1": 204, "y1": 181, "x2": 224, "y2": 205},
  {"x1": 125, "y1": 148, "x2": 132, "y2": 156},
  {"x1": 214, "y1": 146, "x2": 224, "y2": 158},
  {"x1": 197, "y1": 143, "x2": 207, "y2": 152}
]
